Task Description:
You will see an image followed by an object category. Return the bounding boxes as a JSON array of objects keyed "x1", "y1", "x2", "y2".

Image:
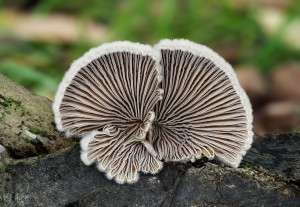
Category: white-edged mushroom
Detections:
[
  {"x1": 53, "y1": 39, "x2": 254, "y2": 184},
  {"x1": 152, "y1": 39, "x2": 253, "y2": 167},
  {"x1": 53, "y1": 41, "x2": 163, "y2": 184}
]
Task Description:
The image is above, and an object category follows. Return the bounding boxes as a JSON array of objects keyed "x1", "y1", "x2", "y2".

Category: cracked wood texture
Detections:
[
  {"x1": 0, "y1": 134, "x2": 300, "y2": 206},
  {"x1": 0, "y1": 75, "x2": 300, "y2": 207}
]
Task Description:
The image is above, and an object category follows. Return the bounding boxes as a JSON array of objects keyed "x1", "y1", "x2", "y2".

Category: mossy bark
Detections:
[{"x1": 0, "y1": 74, "x2": 73, "y2": 159}]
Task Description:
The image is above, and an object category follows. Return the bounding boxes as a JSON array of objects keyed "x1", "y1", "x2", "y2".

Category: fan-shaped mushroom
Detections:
[
  {"x1": 53, "y1": 41, "x2": 163, "y2": 184},
  {"x1": 53, "y1": 39, "x2": 253, "y2": 184},
  {"x1": 152, "y1": 39, "x2": 253, "y2": 167}
]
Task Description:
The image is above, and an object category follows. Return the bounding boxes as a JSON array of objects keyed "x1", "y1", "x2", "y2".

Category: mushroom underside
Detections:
[
  {"x1": 81, "y1": 126, "x2": 162, "y2": 184},
  {"x1": 59, "y1": 51, "x2": 163, "y2": 183},
  {"x1": 53, "y1": 40, "x2": 253, "y2": 184},
  {"x1": 151, "y1": 49, "x2": 249, "y2": 167}
]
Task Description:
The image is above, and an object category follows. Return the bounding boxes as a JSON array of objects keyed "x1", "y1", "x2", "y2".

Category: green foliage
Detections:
[
  {"x1": 0, "y1": 60, "x2": 58, "y2": 96},
  {"x1": 0, "y1": 39, "x2": 93, "y2": 97},
  {"x1": 0, "y1": 96, "x2": 29, "y2": 121},
  {"x1": 111, "y1": 0, "x2": 261, "y2": 45},
  {"x1": 0, "y1": 0, "x2": 300, "y2": 96}
]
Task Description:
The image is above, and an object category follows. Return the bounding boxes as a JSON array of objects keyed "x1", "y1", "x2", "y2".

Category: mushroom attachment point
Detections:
[
  {"x1": 53, "y1": 41, "x2": 163, "y2": 184},
  {"x1": 152, "y1": 39, "x2": 253, "y2": 168}
]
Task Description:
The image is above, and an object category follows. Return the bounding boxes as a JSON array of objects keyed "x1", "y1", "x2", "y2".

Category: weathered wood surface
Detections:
[
  {"x1": 0, "y1": 74, "x2": 73, "y2": 159},
  {"x1": 0, "y1": 74, "x2": 299, "y2": 207}
]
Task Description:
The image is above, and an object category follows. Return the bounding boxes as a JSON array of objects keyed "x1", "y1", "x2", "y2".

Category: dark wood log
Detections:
[{"x1": 0, "y1": 74, "x2": 299, "y2": 207}]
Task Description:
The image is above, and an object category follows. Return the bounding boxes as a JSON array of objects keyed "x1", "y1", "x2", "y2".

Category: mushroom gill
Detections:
[
  {"x1": 53, "y1": 40, "x2": 254, "y2": 184},
  {"x1": 152, "y1": 39, "x2": 253, "y2": 167},
  {"x1": 53, "y1": 41, "x2": 163, "y2": 184}
]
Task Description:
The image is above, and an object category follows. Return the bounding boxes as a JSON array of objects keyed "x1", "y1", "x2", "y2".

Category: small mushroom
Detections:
[
  {"x1": 152, "y1": 39, "x2": 253, "y2": 167},
  {"x1": 53, "y1": 41, "x2": 163, "y2": 184}
]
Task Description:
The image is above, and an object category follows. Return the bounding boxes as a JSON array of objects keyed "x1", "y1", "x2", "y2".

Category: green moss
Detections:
[
  {"x1": 236, "y1": 165, "x2": 285, "y2": 189},
  {"x1": 0, "y1": 112, "x2": 5, "y2": 121},
  {"x1": 28, "y1": 127, "x2": 49, "y2": 137},
  {"x1": 0, "y1": 96, "x2": 30, "y2": 121},
  {"x1": 28, "y1": 127, "x2": 42, "y2": 135},
  {"x1": 0, "y1": 162, "x2": 4, "y2": 169},
  {"x1": 1, "y1": 97, "x2": 21, "y2": 111}
]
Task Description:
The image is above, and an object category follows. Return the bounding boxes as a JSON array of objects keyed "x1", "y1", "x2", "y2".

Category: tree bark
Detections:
[
  {"x1": 0, "y1": 74, "x2": 73, "y2": 159},
  {"x1": 0, "y1": 74, "x2": 299, "y2": 207}
]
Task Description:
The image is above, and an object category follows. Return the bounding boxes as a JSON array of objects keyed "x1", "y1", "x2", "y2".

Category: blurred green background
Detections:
[{"x1": 0, "y1": 0, "x2": 300, "y2": 134}]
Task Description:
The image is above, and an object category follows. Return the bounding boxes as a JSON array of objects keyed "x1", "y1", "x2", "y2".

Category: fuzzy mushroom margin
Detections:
[
  {"x1": 151, "y1": 39, "x2": 253, "y2": 168},
  {"x1": 53, "y1": 41, "x2": 161, "y2": 136},
  {"x1": 52, "y1": 41, "x2": 164, "y2": 184},
  {"x1": 52, "y1": 39, "x2": 254, "y2": 184}
]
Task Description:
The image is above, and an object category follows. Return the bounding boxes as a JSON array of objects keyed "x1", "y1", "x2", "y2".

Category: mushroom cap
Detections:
[
  {"x1": 152, "y1": 39, "x2": 253, "y2": 167},
  {"x1": 53, "y1": 41, "x2": 163, "y2": 183}
]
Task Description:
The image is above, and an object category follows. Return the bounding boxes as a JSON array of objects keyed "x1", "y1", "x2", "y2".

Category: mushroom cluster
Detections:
[{"x1": 53, "y1": 39, "x2": 253, "y2": 184}]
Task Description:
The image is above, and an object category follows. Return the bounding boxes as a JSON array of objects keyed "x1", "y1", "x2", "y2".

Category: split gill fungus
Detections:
[{"x1": 53, "y1": 39, "x2": 253, "y2": 184}]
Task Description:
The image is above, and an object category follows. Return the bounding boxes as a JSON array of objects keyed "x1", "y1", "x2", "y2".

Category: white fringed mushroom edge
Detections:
[
  {"x1": 80, "y1": 130, "x2": 105, "y2": 166},
  {"x1": 154, "y1": 39, "x2": 254, "y2": 168},
  {"x1": 52, "y1": 41, "x2": 162, "y2": 136},
  {"x1": 80, "y1": 130, "x2": 140, "y2": 184}
]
